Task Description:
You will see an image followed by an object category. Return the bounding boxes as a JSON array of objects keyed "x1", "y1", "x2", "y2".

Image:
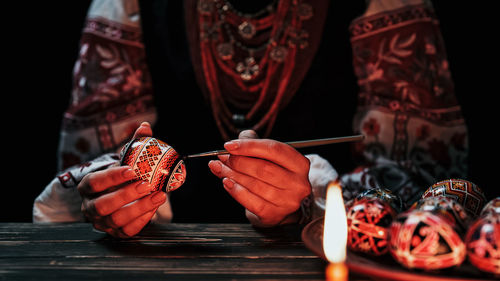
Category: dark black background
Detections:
[{"x1": 1, "y1": 1, "x2": 498, "y2": 222}]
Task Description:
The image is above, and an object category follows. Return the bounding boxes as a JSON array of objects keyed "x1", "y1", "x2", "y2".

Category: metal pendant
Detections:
[
  {"x1": 297, "y1": 3, "x2": 313, "y2": 21},
  {"x1": 270, "y1": 46, "x2": 288, "y2": 62},
  {"x1": 197, "y1": 0, "x2": 214, "y2": 15},
  {"x1": 238, "y1": 21, "x2": 256, "y2": 39},
  {"x1": 236, "y1": 57, "x2": 259, "y2": 81},
  {"x1": 216, "y1": 42, "x2": 234, "y2": 60}
]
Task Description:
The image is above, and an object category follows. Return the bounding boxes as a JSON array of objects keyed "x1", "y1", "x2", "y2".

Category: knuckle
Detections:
[
  {"x1": 266, "y1": 141, "x2": 283, "y2": 155},
  {"x1": 141, "y1": 198, "x2": 156, "y2": 213},
  {"x1": 245, "y1": 177, "x2": 260, "y2": 189},
  {"x1": 253, "y1": 202, "x2": 269, "y2": 218},
  {"x1": 84, "y1": 173, "x2": 101, "y2": 193},
  {"x1": 109, "y1": 212, "x2": 125, "y2": 228},
  {"x1": 93, "y1": 200, "x2": 109, "y2": 217},
  {"x1": 121, "y1": 185, "x2": 139, "y2": 201},
  {"x1": 300, "y1": 156, "x2": 311, "y2": 174},
  {"x1": 255, "y1": 164, "x2": 274, "y2": 179},
  {"x1": 286, "y1": 200, "x2": 301, "y2": 212},
  {"x1": 227, "y1": 155, "x2": 242, "y2": 169}
]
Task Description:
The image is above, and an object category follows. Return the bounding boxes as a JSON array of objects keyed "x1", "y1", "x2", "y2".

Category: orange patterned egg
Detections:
[
  {"x1": 422, "y1": 179, "x2": 487, "y2": 218},
  {"x1": 120, "y1": 137, "x2": 186, "y2": 192}
]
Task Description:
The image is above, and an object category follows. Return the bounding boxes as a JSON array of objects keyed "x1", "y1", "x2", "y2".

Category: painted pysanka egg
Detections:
[
  {"x1": 357, "y1": 187, "x2": 405, "y2": 213},
  {"x1": 421, "y1": 179, "x2": 487, "y2": 217},
  {"x1": 464, "y1": 214, "x2": 500, "y2": 274},
  {"x1": 346, "y1": 197, "x2": 397, "y2": 256},
  {"x1": 120, "y1": 137, "x2": 186, "y2": 192},
  {"x1": 480, "y1": 197, "x2": 500, "y2": 217},
  {"x1": 412, "y1": 196, "x2": 470, "y2": 234},
  {"x1": 389, "y1": 210, "x2": 466, "y2": 270}
]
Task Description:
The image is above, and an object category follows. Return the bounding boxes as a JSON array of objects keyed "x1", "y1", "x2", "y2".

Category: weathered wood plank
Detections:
[
  {"x1": 0, "y1": 223, "x2": 316, "y2": 258},
  {"x1": 0, "y1": 223, "x2": 328, "y2": 281}
]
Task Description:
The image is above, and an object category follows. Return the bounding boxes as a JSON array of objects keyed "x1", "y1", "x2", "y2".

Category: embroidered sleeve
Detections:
[
  {"x1": 341, "y1": 0, "x2": 468, "y2": 205},
  {"x1": 297, "y1": 154, "x2": 338, "y2": 224},
  {"x1": 34, "y1": 0, "x2": 173, "y2": 223},
  {"x1": 33, "y1": 153, "x2": 120, "y2": 222},
  {"x1": 58, "y1": 0, "x2": 157, "y2": 172}
]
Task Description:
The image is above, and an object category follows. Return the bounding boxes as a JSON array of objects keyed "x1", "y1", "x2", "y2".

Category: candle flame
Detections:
[{"x1": 323, "y1": 181, "x2": 348, "y2": 263}]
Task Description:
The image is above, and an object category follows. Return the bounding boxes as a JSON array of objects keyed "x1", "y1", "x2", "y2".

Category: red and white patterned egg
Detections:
[
  {"x1": 120, "y1": 137, "x2": 186, "y2": 192},
  {"x1": 346, "y1": 197, "x2": 397, "y2": 256},
  {"x1": 412, "y1": 196, "x2": 470, "y2": 234},
  {"x1": 465, "y1": 214, "x2": 500, "y2": 275},
  {"x1": 422, "y1": 179, "x2": 487, "y2": 218},
  {"x1": 389, "y1": 209, "x2": 466, "y2": 270}
]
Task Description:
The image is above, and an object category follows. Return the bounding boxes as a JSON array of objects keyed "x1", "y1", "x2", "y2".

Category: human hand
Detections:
[
  {"x1": 208, "y1": 130, "x2": 312, "y2": 227},
  {"x1": 78, "y1": 122, "x2": 167, "y2": 238}
]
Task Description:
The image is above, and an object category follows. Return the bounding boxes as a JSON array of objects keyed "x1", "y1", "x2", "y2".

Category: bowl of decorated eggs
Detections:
[{"x1": 344, "y1": 179, "x2": 499, "y2": 278}]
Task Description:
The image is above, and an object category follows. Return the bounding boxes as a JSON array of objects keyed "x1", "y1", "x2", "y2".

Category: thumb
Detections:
[
  {"x1": 238, "y1": 129, "x2": 259, "y2": 140},
  {"x1": 132, "y1": 122, "x2": 153, "y2": 139}
]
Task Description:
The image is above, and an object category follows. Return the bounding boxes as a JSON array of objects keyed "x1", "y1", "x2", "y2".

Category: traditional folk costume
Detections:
[{"x1": 33, "y1": 0, "x2": 468, "y2": 225}]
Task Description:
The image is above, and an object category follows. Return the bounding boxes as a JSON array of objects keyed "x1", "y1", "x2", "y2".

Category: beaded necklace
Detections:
[{"x1": 187, "y1": 0, "x2": 326, "y2": 140}]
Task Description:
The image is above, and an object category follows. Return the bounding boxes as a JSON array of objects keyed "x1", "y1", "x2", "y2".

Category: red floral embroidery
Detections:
[{"x1": 427, "y1": 138, "x2": 451, "y2": 168}]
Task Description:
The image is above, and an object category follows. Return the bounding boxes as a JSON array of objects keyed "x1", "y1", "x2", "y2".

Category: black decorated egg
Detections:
[
  {"x1": 120, "y1": 137, "x2": 186, "y2": 192},
  {"x1": 413, "y1": 196, "x2": 470, "y2": 234},
  {"x1": 422, "y1": 179, "x2": 487, "y2": 218},
  {"x1": 346, "y1": 197, "x2": 397, "y2": 255},
  {"x1": 357, "y1": 187, "x2": 405, "y2": 213},
  {"x1": 480, "y1": 197, "x2": 500, "y2": 217},
  {"x1": 389, "y1": 210, "x2": 466, "y2": 270},
  {"x1": 465, "y1": 214, "x2": 500, "y2": 275}
]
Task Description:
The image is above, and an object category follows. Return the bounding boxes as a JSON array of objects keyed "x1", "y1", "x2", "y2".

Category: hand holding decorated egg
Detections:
[{"x1": 78, "y1": 122, "x2": 167, "y2": 238}]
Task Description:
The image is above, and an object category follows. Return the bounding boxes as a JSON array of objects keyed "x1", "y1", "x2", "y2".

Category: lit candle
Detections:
[{"x1": 323, "y1": 181, "x2": 349, "y2": 281}]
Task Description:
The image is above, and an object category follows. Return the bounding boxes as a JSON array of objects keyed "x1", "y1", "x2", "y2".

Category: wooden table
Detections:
[{"x1": 0, "y1": 223, "x2": 371, "y2": 281}]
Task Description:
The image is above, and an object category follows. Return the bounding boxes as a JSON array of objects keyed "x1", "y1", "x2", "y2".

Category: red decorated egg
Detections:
[
  {"x1": 389, "y1": 210, "x2": 466, "y2": 270},
  {"x1": 357, "y1": 187, "x2": 405, "y2": 213},
  {"x1": 480, "y1": 197, "x2": 500, "y2": 217},
  {"x1": 346, "y1": 197, "x2": 397, "y2": 255},
  {"x1": 413, "y1": 196, "x2": 470, "y2": 234},
  {"x1": 422, "y1": 179, "x2": 487, "y2": 217},
  {"x1": 120, "y1": 137, "x2": 186, "y2": 192},
  {"x1": 465, "y1": 214, "x2": 500, "y2": 274}
]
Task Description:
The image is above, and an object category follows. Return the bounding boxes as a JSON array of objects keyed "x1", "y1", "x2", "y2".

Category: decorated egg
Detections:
[
  {"x1": 357, "y1": 187, "x2": 405, "y2": 213},
  {"x1": 422, "y1": 179, "x2": 487, "y2": 217},
  {"x1": 346, "y1": 197, "x2": 397, "y2": 255},
  {"x1": 389, "y1": 210, "x2": 466, "y2": 270},
  {"x1": 413, "y1": 196, "x2": 470, "y2": 234},
  {"x1": 480, "y1": 197, "x2": 500, "y2": 217},
  {"x1": 120, "y1": 137, "x2": 186, "y2": 192},
  {"x1": 465, "y1": 214, "x2": 500, "y2": 274}
]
